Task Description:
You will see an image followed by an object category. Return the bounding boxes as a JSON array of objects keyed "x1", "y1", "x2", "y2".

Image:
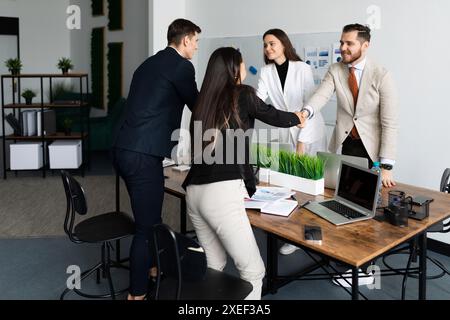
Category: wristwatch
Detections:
[{"x1": 380, "y1": 163, "x2": 393, "y2": 171}]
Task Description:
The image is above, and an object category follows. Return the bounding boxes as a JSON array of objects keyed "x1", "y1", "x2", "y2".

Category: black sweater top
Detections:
[
  {"x1": 182, "y1": 86, "x2": 299, "y2": 197},
  {"x1": 275, "y1": 59, "x2": 289, "y2": 91}
]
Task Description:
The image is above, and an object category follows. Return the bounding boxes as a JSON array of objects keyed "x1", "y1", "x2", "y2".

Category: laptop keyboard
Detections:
[{"x1": 320, "y1": 200, "x2": 365, "y2": 220}]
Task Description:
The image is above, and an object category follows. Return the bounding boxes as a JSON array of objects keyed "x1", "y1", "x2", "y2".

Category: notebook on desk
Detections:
[
  {"x1": 304, "y1": 161, "x2": 381, "y2": 226},
  {"x1": 245, "y1": 187, "x2": 297, "y2": 217},
  {"x1": 245, "y1": 199, "x2": 297, "y2": 217}
]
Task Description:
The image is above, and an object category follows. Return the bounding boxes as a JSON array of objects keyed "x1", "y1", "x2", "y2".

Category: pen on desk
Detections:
[
  {"x1": 299, "y1": 200, "x2": 311, "y2": 210},
  {"x1": 291, "y1": 195, "x2": 311, "y2": 211}
]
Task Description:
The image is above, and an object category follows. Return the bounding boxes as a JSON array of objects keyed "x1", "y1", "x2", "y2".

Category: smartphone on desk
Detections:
[{"x1": 304, "y1": 225, "x2": 322, "y2": 245}]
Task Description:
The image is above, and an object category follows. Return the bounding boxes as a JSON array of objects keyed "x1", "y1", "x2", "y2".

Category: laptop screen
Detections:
[{"x1": 337, "y1": 163, "x2": 378, "y2": 211}]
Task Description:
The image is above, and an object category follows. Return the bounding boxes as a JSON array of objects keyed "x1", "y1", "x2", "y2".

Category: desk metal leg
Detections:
[
  {"x1": 419, "y1": 233, "x2": 427, "y2": 300},
  {"x1": 352, "y1": 267, "x2": 359, "y2": 300},
  {"x1": 266, "y1": 233, "x2": 278, "y2": 295},
  {"x1": 180, "y1": 198, "x2": 187, "y2": 235}
]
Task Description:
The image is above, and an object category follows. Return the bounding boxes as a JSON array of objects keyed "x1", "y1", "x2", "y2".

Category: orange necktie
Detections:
[{"x1": 348, "y1": 67, "x2": 360, "y2": 139}]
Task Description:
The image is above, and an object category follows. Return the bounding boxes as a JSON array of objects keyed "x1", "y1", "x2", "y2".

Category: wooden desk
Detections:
[
  {"x1": 164, "y1": 168, "x2": 190, "y2": 234},
  {"x1": 163, "y1": 167, "x2": 450, "y2": 300}
]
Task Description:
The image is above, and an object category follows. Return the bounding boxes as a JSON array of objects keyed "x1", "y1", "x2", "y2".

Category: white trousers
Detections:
[{"x1": 186, "y1": 179, "x2": 266, "y2": 300}]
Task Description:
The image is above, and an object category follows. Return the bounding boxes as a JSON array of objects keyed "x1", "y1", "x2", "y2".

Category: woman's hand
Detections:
[{"x1": 295, "y1": 111, "x2": 308, "y2": 128}]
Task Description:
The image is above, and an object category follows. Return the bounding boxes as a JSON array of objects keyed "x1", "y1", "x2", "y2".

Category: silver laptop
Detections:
[
  {"x1": 317, "y1": 152, "x2": 369, "y2": 189},
  {"x1": 304, "y1": 161, "x2": 381, "y2": 226}
]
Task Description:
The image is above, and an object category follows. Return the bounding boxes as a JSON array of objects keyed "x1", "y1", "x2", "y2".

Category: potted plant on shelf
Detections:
[
  {"x1": 5, "y1": 58, "x2": 22, "y2": 75},
  {"x1": 63, "y1": 117, "x2": 73, "y2": 136},
  {"x1": 57, "y1": 57, "x2": 74, "y2": 74},
  {"x1": 21, "y1": 89, "x2": 37, "y2": 105}
]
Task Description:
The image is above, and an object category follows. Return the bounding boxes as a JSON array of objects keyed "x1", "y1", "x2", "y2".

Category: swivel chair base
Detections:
[{"x1": 60, "y1": 241, "x2": 129, "y2": 300}]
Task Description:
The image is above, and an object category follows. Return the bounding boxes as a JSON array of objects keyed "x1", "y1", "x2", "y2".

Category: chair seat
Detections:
[
  {"x1": 74, "y1": 211, "x2": 134, "y2": 243},
  {"x1": 157, "y1": 268, "x2": 253, "y2": 300}
]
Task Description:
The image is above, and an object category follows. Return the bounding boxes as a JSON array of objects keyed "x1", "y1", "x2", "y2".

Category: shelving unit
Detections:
[{"x1": 1, "y1": 73, "x2": 90, "y2": 179}]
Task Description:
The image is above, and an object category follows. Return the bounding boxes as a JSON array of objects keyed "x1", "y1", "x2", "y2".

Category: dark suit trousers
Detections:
[
  {"x1": 342, "y1": 136, "x2": 374, "y2": 169},
  {"x1": 112, "y1": 148, "x2": 164, "y2": 296}
]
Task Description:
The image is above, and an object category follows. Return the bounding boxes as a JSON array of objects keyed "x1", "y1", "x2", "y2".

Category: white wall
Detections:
[
  {"x1": 0, "y1": 0, "x2": 71, "y2": 133},
  {"x1": 0, "y1": 0, "x2": 71, "y2": 73},
  {"x1": 185, "y1": 0, "x2": 450, "y2": 242},
  {"x1": 70, "y1": 0, "x2": 149, "y2": 112},
  {"x1": 151, "y1": 0, "x2": 186, "y2": 54}
]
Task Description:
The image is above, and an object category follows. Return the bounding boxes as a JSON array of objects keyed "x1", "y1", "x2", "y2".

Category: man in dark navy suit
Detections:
[{"x1": 112, "y1": 19, "x2": 201, "y2": 300}]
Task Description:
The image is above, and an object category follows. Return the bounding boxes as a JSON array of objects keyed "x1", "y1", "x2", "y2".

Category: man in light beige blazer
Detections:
[{"x1": 301, "y1": 24, "x2": 398, "y2": 187}]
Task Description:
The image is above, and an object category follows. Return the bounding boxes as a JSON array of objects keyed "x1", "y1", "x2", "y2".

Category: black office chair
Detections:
[
  {"x1": 151, "y1": 224, "x2": 253, "y2": 300},
  {"x1": 60, "y1": 170, "x2": 135, "y2": 300},
  {"x1": 382, "y1": 168, "x2": 450, "y2": 299}
]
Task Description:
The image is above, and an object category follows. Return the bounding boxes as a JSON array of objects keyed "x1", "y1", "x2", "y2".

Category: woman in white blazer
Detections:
[
  {"x1": 257, "y1": 29, "x2": 326, "y2": 157},
  {"x1": 257, "y1": 29, "x2": 327, "y2": 256}
]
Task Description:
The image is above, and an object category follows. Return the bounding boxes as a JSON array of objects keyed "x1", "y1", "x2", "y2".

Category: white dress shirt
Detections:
[{"x1": 349, "y1": 58, "x2": 366, "y2": 88}]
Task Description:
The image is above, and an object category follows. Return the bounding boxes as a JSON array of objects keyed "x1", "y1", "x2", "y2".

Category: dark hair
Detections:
[
  {"x1": 263, "y1": 29, "x2": 302, "y2": 64},
  {"x1": 167, "y1": 19, "x2": 201, "y2": 46},
  {"x1": 191, "y1": 47, "x2": 253, "y2": 150},
  {"x1": 342, "y1": 24, "x2": 371, "y2": 43}
]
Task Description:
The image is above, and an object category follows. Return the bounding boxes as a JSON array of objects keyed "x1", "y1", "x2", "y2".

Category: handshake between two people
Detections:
[{"x1": 294, "y1": 110, "x2": 310, "y2": 128}]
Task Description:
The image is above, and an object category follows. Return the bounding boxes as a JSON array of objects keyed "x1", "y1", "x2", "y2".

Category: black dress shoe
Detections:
[{"x1": 146, "y1": 277, "x2": 157, "y2": 300}]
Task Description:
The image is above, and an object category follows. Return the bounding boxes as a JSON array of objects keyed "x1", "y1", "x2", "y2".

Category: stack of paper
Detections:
[
  {"x1": 172, "y1": 165, "x2": 190, "y2": 172},
  {"x1": 245, "y1": 187, "x2": 298, "y2": 217},
  {"x1": 251, "y1": 187, "x2": 295, "y2": 202},
  {"x1": 163, "y1": 158, "x2": 176, "y2": 167}
]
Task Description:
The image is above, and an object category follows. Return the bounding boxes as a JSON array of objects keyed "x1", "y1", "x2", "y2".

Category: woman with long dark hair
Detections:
[
  {"x1": 258, "y1": 28, "x2": 327, "y2": 255},
  {"x1": 182, "y1": 47, "x2": 303, "y2": 299}
]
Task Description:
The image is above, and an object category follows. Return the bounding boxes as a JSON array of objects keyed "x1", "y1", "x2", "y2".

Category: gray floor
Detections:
[
  {"x1": 1, "y1": 228, "x2": 449, "y2": 300},
  {"x1": 0, "y1": 152, "x2": 186, "y2": 238}
]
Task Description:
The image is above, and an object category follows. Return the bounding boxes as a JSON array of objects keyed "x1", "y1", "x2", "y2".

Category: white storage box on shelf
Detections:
[
  {"x1": 49, "y1": 140, "x2": 82, "y2": 169},
  {"x1": 10, "y1": 142, "x2": 43, "y2": 170}
]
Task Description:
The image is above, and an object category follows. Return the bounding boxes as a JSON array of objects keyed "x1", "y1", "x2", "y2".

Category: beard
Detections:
[{"x1": 341, "y1": 49, "x2": 362, "y2": 64}]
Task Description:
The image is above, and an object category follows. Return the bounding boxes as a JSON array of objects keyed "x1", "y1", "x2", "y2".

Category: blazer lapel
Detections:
[
  {"x1": 355, "y1": 59, "x2": 373, "y2": 114},
  {"x1": 272, "y1": 64, "x2": 284, "y2": 97},
  {"x1": 337, "y1": 63, "x2": 356, "y2": 115}
]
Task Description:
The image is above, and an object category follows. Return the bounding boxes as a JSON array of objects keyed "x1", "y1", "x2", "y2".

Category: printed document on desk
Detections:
[
  {"x1": 245, "y1": 199, "x2": 297, "y2": 217},
  {"x1": 245, "y1": 187, "x2": 297, "y2": 217},
  {"x1": 251, "y1": 187, "x2": 295, "y2": 202},
  {"x1": 163, "y1": 158, "x2": 176, "y2": 167}
]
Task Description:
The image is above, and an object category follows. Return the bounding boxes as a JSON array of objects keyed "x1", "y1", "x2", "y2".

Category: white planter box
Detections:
[
  {"x1": 270, "y1": 171, "x2": 324, "y2": 196},
  {"x1": 258, "y1": 167, "x2": 271, "y2": 183},
  {"x1": 10, "y1": 142, "x2": 43, "y2": 170},
  {"x1": 49, "y1": 140, "x2": 82, "y2": 169}
]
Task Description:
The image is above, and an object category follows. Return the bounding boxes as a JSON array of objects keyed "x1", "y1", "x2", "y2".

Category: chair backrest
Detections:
[
  {"x1": 152, "y1": 224, "x2": 207, "y2": 300},
  {"x1": 440, "y1": 168, "x2": 450, "y2": 233},
  {"x1": 441, "y1": 168, "x2": 450, "y2": 193},
  {"x1": 60, "y1": 170, "x2": 88, "y2": 243}
]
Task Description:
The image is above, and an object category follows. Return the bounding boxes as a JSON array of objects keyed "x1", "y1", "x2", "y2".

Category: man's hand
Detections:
[{"x1": 381, "y1": 169, "x2": 396, "y2": 188}]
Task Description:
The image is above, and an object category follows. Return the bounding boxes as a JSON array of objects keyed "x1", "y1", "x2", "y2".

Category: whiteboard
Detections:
[{"x1": 197, "y1": 32, "x2": 342, "y2": 129}]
